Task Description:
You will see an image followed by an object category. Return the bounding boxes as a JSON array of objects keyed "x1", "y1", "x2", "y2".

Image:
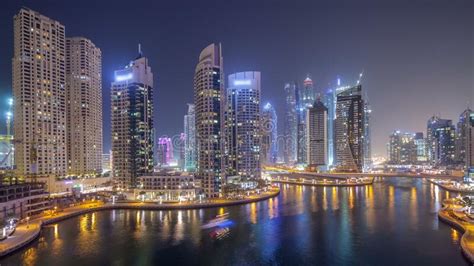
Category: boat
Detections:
[{"x1": 201, "y1": 213, "x2": 229, "y2": 229}]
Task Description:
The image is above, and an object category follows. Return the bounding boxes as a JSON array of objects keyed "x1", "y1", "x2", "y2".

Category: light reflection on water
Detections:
[{"x1": 1, "y1": 177, "x2": 469, "y2": 266}]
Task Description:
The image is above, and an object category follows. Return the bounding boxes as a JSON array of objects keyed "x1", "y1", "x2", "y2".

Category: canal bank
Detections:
[
  {"x1": 271, "y1": 178, "x2": 374, "y2": 187},
  {"x1": 0, "y1": 187, "x2": 279, "y2": 258},
  {"x1": 428, "y1": 179, "x2": 474, "y2": 194},
  {"x1": 438, "y1": 199, "x2": 474, "y2": 263}
]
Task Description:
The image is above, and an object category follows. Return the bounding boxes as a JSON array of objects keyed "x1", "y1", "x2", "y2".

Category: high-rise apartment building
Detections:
[
  {"x1": 335, "y1": 85, "x2": 364, "y2": 172},
  {"x1": 224, "y1": 71, "x2": 261, "y2": 180},
  {"x1": 261, "y1": 103, "x2": 278, "y2": 165},
  {"x1": 194, "y1": 43, "x2": 224, "y2": 197},
  {"x1": 388, "y1": 131, "x2": 417, "y2": 164},
  {"x1": 306, "y1": 99, "x2": 327, "y2": 171},
  {"x1": 13, "y1": 8, "x2": 67, "y2": 184},
  {"x1": 66, "y1": 37, "x2": 102, "y2": 176},
  {"x1": 414, "y1": 132, "x2": 428, "y2": 163},
  {"x1": 426, "y1": 116, "x2": 456, "y2": 166},
  {"x1": 284, "y1": 83, "x2": 298, "y2": 165},
  {"x1": 456, "y1": 109, "x2": 473, "y2": 166},
  {"x1": 111, "y1": 50, "x2": 154, "y2": 188},
  {"x1": 184, "y1": 104, "x2": 196, "y2": 172}
]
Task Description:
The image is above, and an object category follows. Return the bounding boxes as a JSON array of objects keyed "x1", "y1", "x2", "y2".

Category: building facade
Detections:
[
  {"x1": 284, "y1": 83, "x2": 298, "y2": 165},
  {"x1": 136, "y1": 174, "x2": 195, "y2": 201},
  {"x1": 414, "y1": 132, "x2": 428, "y2": 163},
  {"x1": 66, "y1": 37, "x2": 102, "y2": 176},
  {"x1": 184, "y1": 104, "x2": 197, "y2": 172},
  {"x1": 224, "y1": 71, "x2": 261, "y2": 180},
  {"x1": 13, "y1": 8, "x2": 67, "y2": 184},
  {"x1": 194, "y1": 43, "x2": 224, "y2": 197},
  {"x1": 111, "y1": 51, "x2": 154, "y2": 188},
  {"x1": 157, "y1": 137, "x2": 173, "y2": 167},
  {"x1": 306, "y1": 99, "x2": 328, "y2": 171},
  {"x1": 363, "y1": 101, "x2": 372, "y2": 170},
  {"x1": 261, "y1": 103, "x2": 278, "y2": 165},
  {"x1": 426, "y1": 116, "x2": 456, "y2": 166},
  {"x1": 0, "y1": 183, "x2": 50, "y2": 221},
  {"x1": 335, "y1": 85, "x2": 364, "y2": 172},
  {"x1": 388, "y1": 131, "x2": 417, "y2": 165},
  {"x1": 456, "y1": 109, "x2": 474, "y2": 166}
]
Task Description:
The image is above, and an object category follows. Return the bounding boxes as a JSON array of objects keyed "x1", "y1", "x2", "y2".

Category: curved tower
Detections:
[{"x1": 194, "y1": 43, "x2": 224, "y2": 197}]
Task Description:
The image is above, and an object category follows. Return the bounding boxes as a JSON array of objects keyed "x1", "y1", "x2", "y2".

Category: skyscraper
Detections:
[
  {"x1": 224, "y1": 71, "x2": 261, "y2": 180},
  {"x1": 296, "y1": 77, "x2": 315, "y2": 165},
  {"x1": 66, "y1": 37, "x2": 102, "y2": 176},
  {"x1": 13, "y1": 8, "x2": 67, "y2": 184},
  {"x1": 456, "y1": 109, "x2": 473, "y2": 166},
  {"x1": 335, "y1": 84, "x2": 364, "y2": 172},
  {"x1": 157, "y1": 137, "x2": 173, "y2": 166},
  {"x1": 466, "y1": 111, "x2": 474, "y2": 180},
  {"x1": 261, "y1": 103, "x2": 278, "y2": 165},
  {"x1": 414, "y1": 132, "x2": 428, "y2": 163},
  {"x1": 178, "y1": 133, "x2": 185, "y2": 170},
  {"x1": 284, "y1": 83, "x2": 298, "y2": 165},
  {"x1": 111, "y1": 48, "x2": 154, "y2": 188},
  {"x1": 194, "y1": 43, "x2": 223, "y2": 197},
  {"x1": 363, "y1": 101, "x2": 372, "y2": 170},
  {"x1": 306, "y1": 99, "x2": 328, "y2": 171},
  {"x1": 184, "y1": 103, "x2": 196, "y2": 172},
  {"x1": 388, "y1": 131, "x2": 417, "y2": 165},
  {"x1": 426, "y1": 116, "x2": 456, "y2": 166},
  {"x1": 323, "y1": 88, "x2": 336, "y2": 167}
]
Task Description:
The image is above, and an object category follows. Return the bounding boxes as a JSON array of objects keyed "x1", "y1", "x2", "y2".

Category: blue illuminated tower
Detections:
[{"x1": 224, "y1": 71, "x2": 261, "y2": 181}]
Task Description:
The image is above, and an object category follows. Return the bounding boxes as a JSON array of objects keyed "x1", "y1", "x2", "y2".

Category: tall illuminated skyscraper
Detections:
[
  {"x1": 426, "y1": 116, "x2": 455, "y2": 166},
  {"x1": 323, "y1": 88, "x2": 335, "y2": 167},
  {"x1": 261, "y1": 103, "x2": 278, "y2": 165},
  {"x1": 456, "y1": 109, "x2": 473, "y2": 166},
  {"x1": 66, "y1": 37, "x2": 102, "y2": 176},
  {"x1": 284, "y1": 83, "x2": 298, "y2": 165},
  {"x1": 363, "y1": 101, "x2": 372, "y2": 170},
  {"x1": 111, "y1": 48, "x2": 154, "y2": 188},
  {"x1": 296, "y1": 76, "x2": 315, "y2": 164},
  {"x1": 335, "y1": 84, "x2": 365, "y2": 172},
  {"x1": 13, "y1": 8, "x2": 67, "y2": 183},
  {"x1": 194, "y1": 43, "x2": 224, "y2": 197},
  {"x1": 306, "y1": 99, "x2": 328, "y2": 171},
  {"x1": 224, "y1": 71, "x2": 261, "y2": 180},
  {"x1": 184, "y1": 104, "x2": 197, "y2": 172},
  {"x1": 388, "y1": 131, "x2": 417, "y2": 164}
]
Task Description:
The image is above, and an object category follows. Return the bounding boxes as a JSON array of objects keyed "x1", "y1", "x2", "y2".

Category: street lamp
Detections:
[{"x1": 26, "y1": 216, "x2": 30, "y2": 229}]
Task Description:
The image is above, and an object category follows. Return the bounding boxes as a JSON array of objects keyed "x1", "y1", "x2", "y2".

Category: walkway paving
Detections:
[{"x1": 438, "y1": 198, "x2": 474, "y2": 263}]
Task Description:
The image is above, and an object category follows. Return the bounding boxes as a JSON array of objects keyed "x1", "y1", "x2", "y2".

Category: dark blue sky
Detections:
[{"x1": 0, "y1": 0, "x2": 472, "y2": 156}]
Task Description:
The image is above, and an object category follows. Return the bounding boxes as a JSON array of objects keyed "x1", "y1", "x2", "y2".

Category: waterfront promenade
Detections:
[
  {"x1": 438, "y1": 198, "x2": 474, "y2": 263},
  {"x1": 0, "y1": 187, "x2": 279, "y2": 258},
  {"x1": 428, "y1": 179, "x2": 474, "y2": 194},
  {"x1": 271, "y1": 177, "x2": 374, "y2": 187}
]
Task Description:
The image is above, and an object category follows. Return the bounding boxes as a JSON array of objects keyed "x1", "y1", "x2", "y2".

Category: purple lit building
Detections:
[{"x1": 157, "y1": 137, "x2": 173, "y2": 166}]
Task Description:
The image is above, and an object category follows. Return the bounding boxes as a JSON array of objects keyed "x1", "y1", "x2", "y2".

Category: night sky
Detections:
[{"x1": 0, "y1": 0, "x2": 472, "y2": 156}]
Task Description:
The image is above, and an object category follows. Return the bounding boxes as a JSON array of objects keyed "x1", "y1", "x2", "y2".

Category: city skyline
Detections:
[{"x1": 0, "y1": 0, "x2": 472, "y2": 158}]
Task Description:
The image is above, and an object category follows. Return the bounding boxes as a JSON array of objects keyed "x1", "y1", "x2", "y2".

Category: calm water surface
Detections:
[{"x1": 0, "y1": 177, "x2": 469, "y2": 265}]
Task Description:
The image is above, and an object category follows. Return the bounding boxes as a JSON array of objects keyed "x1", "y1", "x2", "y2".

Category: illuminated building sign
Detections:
[
  {"x1": 234, "y1": 80, "x2": 251, "y2": 86},
  {"x1": 115, "y1": 72, "x2": 133, "y2": 82}
]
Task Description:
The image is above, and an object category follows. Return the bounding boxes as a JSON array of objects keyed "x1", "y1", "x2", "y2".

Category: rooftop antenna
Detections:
[{"x1": 138, "y1": 43, "x2": 142, "y2": 57}]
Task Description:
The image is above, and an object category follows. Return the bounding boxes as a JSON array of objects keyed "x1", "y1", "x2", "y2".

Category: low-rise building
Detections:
[
  {"x1": 0, "y1": 183, "x2": 50, "y2": 221},
  {"x1": 135, "y1": 174, "x2": 195, "y2": 201}
]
